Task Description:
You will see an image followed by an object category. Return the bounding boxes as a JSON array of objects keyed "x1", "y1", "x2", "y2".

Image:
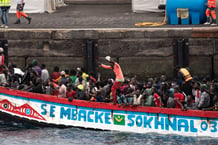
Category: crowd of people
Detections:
[{"x1": 0, "y1": 53, "x2": 217, "y2": 111}]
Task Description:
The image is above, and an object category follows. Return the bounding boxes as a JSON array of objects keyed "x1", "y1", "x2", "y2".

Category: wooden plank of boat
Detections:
[{"x1": 0, "y1": 86, "x2": 217, "y2": 137}]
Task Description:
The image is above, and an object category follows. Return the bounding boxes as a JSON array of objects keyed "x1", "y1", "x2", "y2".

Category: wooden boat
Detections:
[{"x1": 0, "y1": 86, "x2": 217, "y2": 137}]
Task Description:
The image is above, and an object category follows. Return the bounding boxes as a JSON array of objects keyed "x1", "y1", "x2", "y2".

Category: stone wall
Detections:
[
  {"x1": 64, "y1": 0, "x2": 131, "y2": 4},
  {"x1": 1, "y1": 28, "x2": 218, "y2": 80}
]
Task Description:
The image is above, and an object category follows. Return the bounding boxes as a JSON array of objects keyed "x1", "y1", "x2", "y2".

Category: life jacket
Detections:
[
  {"x1": 208, "y1": 0, "x2": 216, "y2": 8},
  {"x1": 179, "y1": 68, "x2": 192, "y2": 82}
]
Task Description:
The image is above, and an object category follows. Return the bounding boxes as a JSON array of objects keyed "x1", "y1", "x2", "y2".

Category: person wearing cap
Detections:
[
  {"x1": 0, "y1": 47, "x2": 5, "y2": 73},
  {"x1": 32, "y1": 59, "x2": 41, "y2": 77},
  {"x1": 54, "y1": 70, "x2": 69, "y2": 83},
  {"x1": 100, "y1": 56, "x2": 124, "y2": 104},
  {"x1": 76, "y1": 84, "x2": 88, "y2": 100}
]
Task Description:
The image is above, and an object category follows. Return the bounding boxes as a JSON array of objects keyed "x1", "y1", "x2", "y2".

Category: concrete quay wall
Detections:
[
  {"x1": 64, "y1": 0, "x2": 131, "y2": 4},
  {"x1": 1, "y1": 28, "x2": 218, "y2": 80}
]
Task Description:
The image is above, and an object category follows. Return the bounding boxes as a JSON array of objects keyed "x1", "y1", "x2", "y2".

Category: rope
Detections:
[{"x1": 135, "y1": 8, "x2": 167, "y2": 27}]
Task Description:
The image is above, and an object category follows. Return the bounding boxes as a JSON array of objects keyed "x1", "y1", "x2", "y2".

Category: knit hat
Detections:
[
  {"x1": 32, "y1": 59, "x2": 38, "y2": 66},
  {"x1": 61, "y1": 71, "x2": 65, "y2": 75}
]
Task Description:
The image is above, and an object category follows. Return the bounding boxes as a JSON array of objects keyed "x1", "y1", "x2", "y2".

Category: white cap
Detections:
[
  {"x1": 61, "y1": 71, "x2": 65, "y2": 75},
  {"x1": 0, "y1": 47, "x2": 4, "y2": 53},
  {"x1": 105, "y1": 56, "x2": 111, "y2": 61}
]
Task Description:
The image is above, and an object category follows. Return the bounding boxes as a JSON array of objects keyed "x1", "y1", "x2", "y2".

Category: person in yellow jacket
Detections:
[
  {"x1": 0, "y1": 0, "x2": 11, "y2": 29},
  {"x1": 204, "y1": 0, "x2": 217, "y2": 25},
  {"x1": 176, "y1": 65, "x2": 193, "y2": 97}
]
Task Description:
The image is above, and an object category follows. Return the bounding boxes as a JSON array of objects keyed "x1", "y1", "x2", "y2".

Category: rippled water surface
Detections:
[{"x1": 0, "y1": 121, "x2": 218, "y2": 145}]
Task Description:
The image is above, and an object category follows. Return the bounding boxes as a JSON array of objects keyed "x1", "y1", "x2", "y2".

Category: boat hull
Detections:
[{"x1": 0, "y1": 87, "x2": 218, "y2": 137}]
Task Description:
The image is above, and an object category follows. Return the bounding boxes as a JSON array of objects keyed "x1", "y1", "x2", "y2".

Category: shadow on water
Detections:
[{"x1": 0, "y1": 120, "x2": 40, "y2": 131}]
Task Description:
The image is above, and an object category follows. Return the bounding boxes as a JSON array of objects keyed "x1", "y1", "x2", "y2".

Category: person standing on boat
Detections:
[
  {"x1": 14, "y1": 0, "x2": 31, "y2": 24},
  {"x1": 100, "y1": 56, "x2": 124, "y2": 104},
  {"x1": 176, "y1": 65, "x2": 193, "y2": 98}
]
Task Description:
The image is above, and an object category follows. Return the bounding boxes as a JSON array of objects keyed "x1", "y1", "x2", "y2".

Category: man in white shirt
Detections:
[{"x1": 41, "y1": 64, "x2": 50, "y2": 83}]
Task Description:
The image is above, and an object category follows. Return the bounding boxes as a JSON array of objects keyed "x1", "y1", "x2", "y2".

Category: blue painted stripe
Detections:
[{"x1": 2, "y1": 93, "x2": 218, "y2": 121}]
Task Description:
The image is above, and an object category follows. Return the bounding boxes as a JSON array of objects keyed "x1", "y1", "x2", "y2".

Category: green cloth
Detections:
[
  {"x1": 0, "y1": 0, "x2": 11, "y2": 6},
  {"x1": 70, "y1": 76, "x2": 77, "y2": 84},
  {"x1": 146, "y1": 88, "x2": 151, "y2": 96}
]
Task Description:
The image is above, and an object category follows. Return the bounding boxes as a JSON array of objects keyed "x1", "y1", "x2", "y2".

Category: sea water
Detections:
[{"x1": 0, "y1": 121, "x2": 218, "y2": 145}]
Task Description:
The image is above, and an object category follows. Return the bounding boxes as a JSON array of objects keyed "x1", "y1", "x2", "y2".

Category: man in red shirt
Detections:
[
  {"x1": 66, "y1": 84, "x2": 76, "y2": 99},
  {"x1": 174, "y1": 86, "x2": 185, "y2": 110},
  {"x1": 151, "y1": 88, "x2": 163, "y2": 107}
]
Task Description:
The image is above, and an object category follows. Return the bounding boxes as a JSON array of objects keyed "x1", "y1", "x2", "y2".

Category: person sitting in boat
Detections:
[
  {"x1": 167, "y1": 93, "x2": 176, "y2": 108},
  {"x1": 132, "y1": 89, "x2": 143, "y2": 106},
  {"x1": 152, "y1": 87, "x2": 164, "y2": 107},
  {"x1": 87, "y1": 77, "x2": 98, "y2": 98},
  {"x1": 101, "y1": 79, "x2": 113, "y2": 102},
  {"x1": 66, "y1": 84, "x2": 76, "y2": 100},
  {"x1": 130, "y1": 75, "x2": 139, "y2": 91},
  {"x1": 202, "y1": 93, "x2": 218, "y2": 111},
  {"x1": 53, "y1": 70, "x2": 69, "y2": 84},
  {"x1": 21, "y1": 70, "x2": 38, "y2": 91},
  {"x1": 197, "y1": 84, "x2": 210, "y2": 110},
  {"x1": 32, "y1": 59, "x2": 42, "y2": 78},
  {"x1": 75, "y1": 71, "x2": 87, "y2": 89},
  {"x1": 116, "y1": 88, "x2": 127, "y2": 105},
  {"x1": 0, "y1": 47, "x2": 5, "y2": 74},
  {"x1": 192, "y1": 81, "x2": 201, "y2": 106},
  {"x1": 158, "y1": 82, "x2": 169, "y2": 107},
  {"x1": 69, "y1": 69, "x2": 77, "y2": 85},
  {"x1": 185, "y1": 95, "x2": 197, "y2": 110},
  {"x1": 174, "y1": 86, "x2": 185, "y2": 110},
  {"x1": 100, "y1": 56, "x2": 124, "y2": 104},
  {"x1": 57, "y1": 80, "x2": 67, "y2": 98},
  {"x1": 0, "y1": 69, "x2": 7, "y2": 87},
  {"x1": 52, "y1": 66, "x2": 61, "y2": 80},
  {"x1": 28, "y1": 78, "x2": 44, "y2": 94},
  {"x1": 20, "y1": 63, "x2": 34, "y2": 87},
  {"x1": 51, "y1": 79, "x2": 67, "y2": 98},
  {"x1": 41, "y1": 64, "x2": 50, "y2": 84},
  {"x1": 91, "y1": 90, "x2": 104, "y2": 102},
  {"x1": 76, "y1": 84, "x2": 89, "y2": 100},
  {"x1": 143, "y1": 88, "x2": 155, "y2": 107},
  {"x1": 48, "y1": 79, "x2": 59, "y2": 96},
  {"x1": 120, "y1": 78, "x2": 131, "y2": 95}
]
